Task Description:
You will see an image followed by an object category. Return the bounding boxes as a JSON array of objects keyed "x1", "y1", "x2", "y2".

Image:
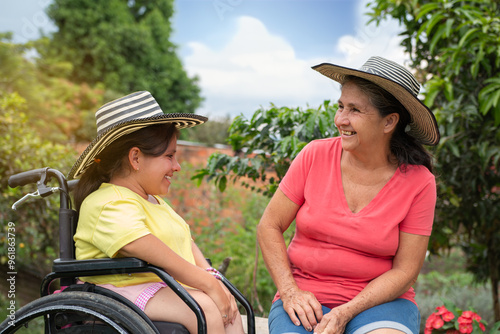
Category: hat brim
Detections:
[
  {"x1": 312, "y1": 63, "x2": 440, "y2": 146},
  {"x1": 68, "y1": 113, "x2": 207, "y2": 179}
]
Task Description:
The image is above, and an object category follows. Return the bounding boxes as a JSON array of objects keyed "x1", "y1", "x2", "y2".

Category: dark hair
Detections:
[
  {"x1": 342, "y1": 75, "x2": 433, "y2": 173},
  {"x1": 73, "y1": 123, "x2": 179, "y2": 211}
]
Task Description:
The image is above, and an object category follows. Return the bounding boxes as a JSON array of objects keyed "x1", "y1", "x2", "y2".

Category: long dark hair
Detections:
[
  {"x1": 73, "y1": 123, "x2": 179, "y2": 211},
  {"x1": 342, "y1": 75, "x2": 434, "y2": 173}
]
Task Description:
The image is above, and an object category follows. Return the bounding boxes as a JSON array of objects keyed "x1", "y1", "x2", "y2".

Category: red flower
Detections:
[
  {"x1": 442, "y1": 311, "x2": 455, "y2": 322},
  {"x1": 425, "y1": 304, "x2": 486, "y2": 334},
  {"x1": 428, "y1": 313, "x2": 445, "y2": 329},
  {"x1": 459, "y1": 323, "x2": 473, "y2": 334},
  {"x1": 436, "y1": 306, "x2": 450, "y2": 315},
  {"x1": 458, "y1": 316, "x2": 473, "y2": 325},
  {"x1": 462, "y1": 311, "x2": 475, "y2": 319}
]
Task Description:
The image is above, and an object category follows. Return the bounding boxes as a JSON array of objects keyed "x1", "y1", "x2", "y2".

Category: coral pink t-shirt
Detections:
[{"x1": 275, "y1": 137, "x2": 436, "y2": 308}]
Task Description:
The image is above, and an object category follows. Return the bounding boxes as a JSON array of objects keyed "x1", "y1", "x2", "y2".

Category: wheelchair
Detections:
[{"x1": 1, "y1": 167, "x2": 255, "y2": 334}]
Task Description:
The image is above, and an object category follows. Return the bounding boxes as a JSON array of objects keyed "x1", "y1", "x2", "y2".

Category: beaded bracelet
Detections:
[{"x1": 206, "y1": 267, "x2": 223, "y2": 280}]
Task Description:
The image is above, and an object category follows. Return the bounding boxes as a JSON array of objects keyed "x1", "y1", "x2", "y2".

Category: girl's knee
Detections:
[{"x1": 194, "y1": 294, "x2": 225, "y2": 332}]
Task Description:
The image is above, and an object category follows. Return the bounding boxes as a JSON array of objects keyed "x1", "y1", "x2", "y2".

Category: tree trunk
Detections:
[{"x1": 489, "y1": 248, "x2": 500, "y2": 322}]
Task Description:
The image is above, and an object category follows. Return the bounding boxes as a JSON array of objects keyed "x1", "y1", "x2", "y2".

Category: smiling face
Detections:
[
  {"x1": 135, "y1": 137, "x2": 181, "y2": 197},
  {"x1": 336, "y1": 81, "x2": 397, "y2": 156}
]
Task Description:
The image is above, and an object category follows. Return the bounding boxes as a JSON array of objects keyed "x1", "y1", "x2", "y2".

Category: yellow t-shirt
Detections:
[{"x1": 74, "y1": 183, "x2": 195, "y2": 287}]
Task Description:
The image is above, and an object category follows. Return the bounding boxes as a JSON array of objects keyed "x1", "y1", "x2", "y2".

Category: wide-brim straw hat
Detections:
[
  {"x1": 68, "y1": 91, "x2": 207, "y2": 179},
  {"x1": 312, "y1": 56, "x2": 440, "y2": 146}
]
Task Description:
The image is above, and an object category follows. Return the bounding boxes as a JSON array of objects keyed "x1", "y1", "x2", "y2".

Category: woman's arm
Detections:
[
  {"x1": 257, "y1": 188, "x2": 323, "y2": 331},
  {"x1": 314, "y1": 231, "x2": 429, "y2": 334}
]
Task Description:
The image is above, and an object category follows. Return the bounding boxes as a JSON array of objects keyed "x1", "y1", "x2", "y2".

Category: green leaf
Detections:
[
  {"x1": 426, "y1": 13, "x2": 445, "y2": 36},
  {"x1": 458, "y1": 28, "x2": 479, "y2": 49},
  {"x1": 217, "y1": 175, "x2": 227, "y2": 192},
  {"x1": 415, "y1": 2, "x2": 441, "y2": 21},
  {"x1": 430, "y1": 23, "x2": 447, "y2": 55}
]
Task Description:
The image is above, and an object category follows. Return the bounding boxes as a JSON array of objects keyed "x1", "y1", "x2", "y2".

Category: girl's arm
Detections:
[
  {"x1": 190, "y1": 240, "x2": 240, "y2": 324},
  {"x1": 191, "y1": 240, "x2": 212, "y2": 269},
  {"x1": 119, "y1": 234, "x2": 232, "y2": 319}
]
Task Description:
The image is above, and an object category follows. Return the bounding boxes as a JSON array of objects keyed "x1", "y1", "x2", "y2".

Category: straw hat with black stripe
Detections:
[
  {"x1": 312, "y1": 56, "x2": 440, "y2": 146},
  {"x1": 68, "y1": 91, "x2": 207, "y2": 179}
]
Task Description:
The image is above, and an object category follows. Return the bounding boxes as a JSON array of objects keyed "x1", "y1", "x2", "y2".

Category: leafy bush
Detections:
[
  {"x1": 0, "y1": 92, "x2": 77, "y2": 275},
  {"x1": 193, "y1": 101, "x2": 338, "y2": 198}
]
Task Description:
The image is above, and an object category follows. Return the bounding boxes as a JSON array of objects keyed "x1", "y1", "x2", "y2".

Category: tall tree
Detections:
[{"x1": 41, "y1": 0, "x2": 202, "y2": 114}]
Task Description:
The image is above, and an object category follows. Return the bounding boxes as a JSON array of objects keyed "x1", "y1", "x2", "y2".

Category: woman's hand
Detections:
[
  {"x1": 312, "y1": 306, "x2": 351, "y2": 334},
  {"x1": 281, "y1": 287, "x2": 324, "y2": 332}
]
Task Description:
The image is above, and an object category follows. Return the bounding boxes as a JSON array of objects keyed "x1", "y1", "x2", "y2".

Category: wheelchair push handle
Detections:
[
  {"x1": 8, "y1": 168, "x2": 52, "y2": 188},
  {"x1": 8, "y1": 167, "x2": 73, "y2": 210}
]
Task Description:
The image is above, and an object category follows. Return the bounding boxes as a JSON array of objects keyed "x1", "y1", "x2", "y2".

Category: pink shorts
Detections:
[{"x1": 79, "y1": 281, "x2": 167, "y2": 311}]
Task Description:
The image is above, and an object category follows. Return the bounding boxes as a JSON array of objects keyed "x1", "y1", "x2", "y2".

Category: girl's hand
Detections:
[
  {"x1": 281, "y1": 287, "x2": 323, "y2": 332},
  {"x1": 205, "y1": 279, "x2": 233, "y2": 327},
  {"x1": 313, "y1": 306, "x2": 351, "y2": 334},
  {"x1": 218, "y1": 280, "x2": 239, "y2": 326}
]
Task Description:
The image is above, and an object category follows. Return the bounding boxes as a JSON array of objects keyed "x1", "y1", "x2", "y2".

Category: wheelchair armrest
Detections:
[
  {"x1": 53, "y1": 257, "x2": 148, "y2": 273},
  {"x1": 221, "y1": 276, "x2": 255, "y2": 334}
]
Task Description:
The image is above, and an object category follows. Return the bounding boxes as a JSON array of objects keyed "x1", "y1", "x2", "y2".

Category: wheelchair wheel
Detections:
[{"x1": 0, "y1": 291, "x2": 158, "y2": 334}]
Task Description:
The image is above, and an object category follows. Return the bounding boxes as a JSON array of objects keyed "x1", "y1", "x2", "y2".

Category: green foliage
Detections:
[
  {"x1": 193, "y1": 101, "x2": 338, "y2": 197},
  {"x1": 42, "y1": 0, "x2": 202, "y2": 114},
  {"x1": 0, "y1": 36, "x2": 103, "y2": 274},
  {"x1": 0, "y1": 34, "x2": 105, "y2": 144},
  {"x1": 0, "y1": 92, "x2": 76, "y2": 275},
  {"x1": 368, "y1": 0, "x2": 500, "y2": 320}
]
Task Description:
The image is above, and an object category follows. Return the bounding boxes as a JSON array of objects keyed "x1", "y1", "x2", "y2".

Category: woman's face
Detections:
[
  {"x1": 335, "y1": 81, "x2": 392, "y2": 154},
  {"x1": 136, "y1": 137, "x2": 181, "y2": 197}
]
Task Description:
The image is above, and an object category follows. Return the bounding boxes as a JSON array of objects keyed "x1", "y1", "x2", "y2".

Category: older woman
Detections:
[{"x1": 257, "y1": 57, "x2": 439, "y2": 334}]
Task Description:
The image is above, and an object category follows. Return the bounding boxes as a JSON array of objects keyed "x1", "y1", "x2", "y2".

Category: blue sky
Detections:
[{"x1": 1, "y1": 0, "x2": 408, "y2": 119}]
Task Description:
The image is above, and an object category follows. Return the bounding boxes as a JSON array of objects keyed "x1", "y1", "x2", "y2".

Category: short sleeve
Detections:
[
  {"x1": 279, "y1": 142, "x2": 314, "y2": 206},
  {"x1": 92, "y1": 199, "x2": 151, "y2": 257},
  {"x1": 399, "y1": 172, "x2": 437, "y2": 236}
]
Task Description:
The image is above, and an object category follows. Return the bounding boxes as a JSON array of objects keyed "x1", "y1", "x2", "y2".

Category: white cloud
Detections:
[
  {"x1": 184, "y1": 16, "x2": 330, "y2": 119},
  {"x1": 335, "y1": 0, "x2": 408, "y2": 67},
  {"x1": 182, "y1": 0, "x2": 407, "y2": 119}
]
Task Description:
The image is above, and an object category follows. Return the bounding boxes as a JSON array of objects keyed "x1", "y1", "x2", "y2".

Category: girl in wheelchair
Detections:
[{"x1": 69, "y1": 91, "x2": 245, "y2": 334}]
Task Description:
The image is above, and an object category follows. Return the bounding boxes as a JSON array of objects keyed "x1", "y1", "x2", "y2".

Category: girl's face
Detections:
[
  {"x1": 335, "y1": 81, "x2": 392, "y2": 154},
  {"x1": 136, "y1": 137, "x2": 181, "y2": 197}
]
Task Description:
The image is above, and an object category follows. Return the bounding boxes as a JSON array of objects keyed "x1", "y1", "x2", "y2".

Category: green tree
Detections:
[
  {"x1": 367, "y1": 0, "x2": 500, "y2": 321},
  {"x1": 41, "y1": 0, "x2": 202, "y2": 114},
  {"x1": 1, "y1": 34, "x2": 105, "y2": 144}
]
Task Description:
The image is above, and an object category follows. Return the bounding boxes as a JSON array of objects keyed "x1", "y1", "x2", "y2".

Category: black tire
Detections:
[{"x1": 0, "y1": 291, "x2": 158, "y2": 334}]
